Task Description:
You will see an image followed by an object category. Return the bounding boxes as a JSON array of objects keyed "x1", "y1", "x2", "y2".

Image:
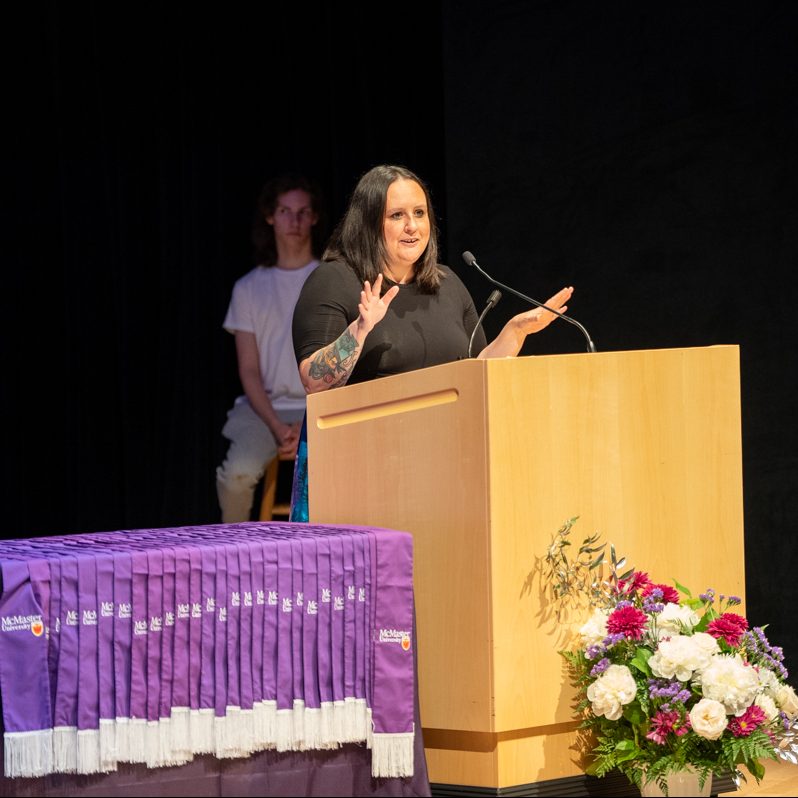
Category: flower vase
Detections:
[{"x1": 640, "y1": 769, "x2": 712, "y2": 797}]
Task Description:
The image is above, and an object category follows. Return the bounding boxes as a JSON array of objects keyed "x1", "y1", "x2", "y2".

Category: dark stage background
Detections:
[{"x1": 5, "y1": 3, "x2": 798, "y2": 658}]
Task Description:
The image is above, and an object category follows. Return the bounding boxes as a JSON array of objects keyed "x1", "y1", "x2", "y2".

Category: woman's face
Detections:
[{"x1": 382, "y1": 179, "x2": 430, "y2": 274}]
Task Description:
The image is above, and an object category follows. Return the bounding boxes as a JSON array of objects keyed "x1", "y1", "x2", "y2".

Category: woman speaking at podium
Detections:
[{"x1": 289, "y1": 164, "x2": 573, "y2": 518}]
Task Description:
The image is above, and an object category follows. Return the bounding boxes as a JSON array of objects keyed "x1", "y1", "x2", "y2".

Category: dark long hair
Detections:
[
  {"x1": 251, "y1": 174, "x2": 327, "y2": 266},
  {"x1": 323, "y1": 165, "x2": 442, "y2": 293}
]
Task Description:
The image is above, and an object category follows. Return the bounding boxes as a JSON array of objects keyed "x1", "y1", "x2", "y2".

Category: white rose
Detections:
[
  {"x1": 649, "y1": 634, "x2": 719, "y2": 682},
  {"x1": 689, "y1": 698, "x2": 728, "y2": 740},
  {"x1": 586, "y1": 664, "x2": 637, "y2": 721},
  {"x1": 654, "y1": 603, "x2": 700, "y2": 638},
  {"x1": 755, "y1": 693, "x2": 780, "y2": 722},
  {"x1": 579, "y1": 608, "x2": 609, "y2": 649},
  {"x1": 773, "y1": 683, "x2": 798, "y2": 719},
  {"x1": 700, "y1": 654, "x2": 760, "y2": 716}
]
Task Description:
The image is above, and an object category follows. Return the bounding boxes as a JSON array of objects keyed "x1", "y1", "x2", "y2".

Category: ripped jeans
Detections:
[{"x1": 215, "y1": 399, "x2": 305, "y2": 523}]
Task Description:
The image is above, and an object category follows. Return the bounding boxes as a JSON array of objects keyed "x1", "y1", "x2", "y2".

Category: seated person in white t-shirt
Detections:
[{"x1": 216, "y1": 174, "x2": 327, "y2": 523}]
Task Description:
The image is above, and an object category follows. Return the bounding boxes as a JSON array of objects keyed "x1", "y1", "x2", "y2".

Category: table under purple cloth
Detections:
[{"x1": 0, "y1": 522, "x2": 430, "y2": 797}]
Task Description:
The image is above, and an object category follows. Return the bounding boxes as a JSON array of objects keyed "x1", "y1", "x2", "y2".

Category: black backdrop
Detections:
[{"x1": 5, "y1": 3, "x2": 797, "y2": 657}]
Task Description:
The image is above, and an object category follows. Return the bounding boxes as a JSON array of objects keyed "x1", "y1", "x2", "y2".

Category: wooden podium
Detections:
[{"x1": 305, "y1": 345, "x2": 746, "y2": 793}]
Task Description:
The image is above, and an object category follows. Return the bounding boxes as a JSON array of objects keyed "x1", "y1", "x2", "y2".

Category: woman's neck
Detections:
[{"x1": 383, "y1": 262, "x2": 415, "y2": 284}]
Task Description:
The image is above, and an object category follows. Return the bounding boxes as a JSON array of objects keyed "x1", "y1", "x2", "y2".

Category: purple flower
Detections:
[{"x1": 590, "y1": 658, "x2": 610, "y2": 676}]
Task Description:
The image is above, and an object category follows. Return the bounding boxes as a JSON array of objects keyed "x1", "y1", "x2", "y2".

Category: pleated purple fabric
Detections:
[{"x1": 0, "y1": 522, "x2": 416, "y2": 780}]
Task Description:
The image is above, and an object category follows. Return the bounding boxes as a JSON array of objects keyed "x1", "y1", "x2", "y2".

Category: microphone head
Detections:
[
  {"x1": 488, "y1": 289, "x2": 502, "y2": 307},
  {"x1": 461, "y1": 250, "x2": 477, "y2": 267}
]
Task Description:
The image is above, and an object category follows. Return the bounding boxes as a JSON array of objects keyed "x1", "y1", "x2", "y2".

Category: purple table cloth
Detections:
[{"x1": 0, "y1": 522, "x2": 420, "y2": 785}]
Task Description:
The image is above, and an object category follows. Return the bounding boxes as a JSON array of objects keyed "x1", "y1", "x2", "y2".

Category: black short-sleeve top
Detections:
[{"x1": 292, "y1": 259, "x2": 487, "y2": 385}]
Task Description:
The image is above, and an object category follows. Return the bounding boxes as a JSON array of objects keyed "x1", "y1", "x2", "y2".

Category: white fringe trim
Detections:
[
  {"x1": 189, "y1": 708, "x2": 215, "y2": 754},
  {"x1": 253, "y1": 700, "x2": 277, "y2": 750},
  {"x1": 303, "y1": 707, "x2": 322, "y2": 750},
  {"x1": 239, "y1": 707, "x2": 255, "y2": 755},
  {"x1": 76, "y1": 728, "x2": 101, "y2": 774},
  {"x1": 169, "y1": 706, "x2": 191, "y2": 758},
  {"x1": 343, "y1": 697, "x2": 367, "y2": 743},
  {"x1": 99, "y1": 718, "x2": 117, "y2": 771},
  {"x1": 3, "y1": 729, "x2": 53, "y2": 778},
  {"x1": 371, "y1": 729, "x2": 415, "y2": 778},
  {"x1": 320, "y1": 702, "x2": 337, "y2": 748},
  {"x1": 53, "y1": 725, "x2": 77, "y2": 773},
  {"x1": 292, "y1": 699, "x2": 306, "y2": 749},
  {"x1": 213, "y1": 713, "x2": 239, "y2": 759},
  {"x1": 114, "y1": 717, "x2": 130, "y2": 763},
  {"x1": 125, "y1": 718, "x2": 147, "y2": 763},
  {"x1": 144, "y1": 720, "x2": 161, "y2": 767},
  {"x1": 275, "y1": 708, "x2": 293, "y2": 752},
  {"x1": 332, "y1": 700, "x2": 346, "y2": 745},
  {"x1": 158, "y1": 716, "x2": 189, "y2": 766}
]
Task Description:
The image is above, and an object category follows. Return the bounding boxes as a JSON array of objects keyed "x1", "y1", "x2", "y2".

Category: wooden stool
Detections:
[{"x1": 258, "y1": 451, "x2": 294, "y2": 520}]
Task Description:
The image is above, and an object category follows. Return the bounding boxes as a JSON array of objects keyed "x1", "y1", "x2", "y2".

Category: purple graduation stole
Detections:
[
  {"x1": 301, "y1": 537, "x2": 321, "y2": 749},
  {"x1": 290, "y1": 537, "x2": 306, "y2": 746},
  {"x1": 112, "y1": 550, "x2": 133, "y2": 762},
  {"x1": 212, "y1": 544, "x2": 229, "y2": 757},
  {"x1": 144, "y1": 549, "x2": 164, "y2": 766},
  {"x1": 369, "y1": 529, "x2": 415, "y2": 777},
  {"x1": 47, "y1": 558, "x2": 62, "y2": 722},
  {"x1": 328, "y1": 534, "x2": 346, "y2": 742},
  {"x1": 220, "y1": 543, "x2": 245, "y2": 756},
  {"x1": 158, "y1": 547, "x2": 183, "y2": 765},
  {"x1": 96, "y1": 553, "x2": 117, "y2": 771},
  {"x1": 194, "y1": 544, "x2": 216, "y2": 753},
  {"x1": 260, "y1": 538, "x2": 279, "y2": 748},
  {"x1": 237, "y1": 542, "x2": 255, "y2": 750},
  {"x1": 0, "y1": 559, "x2": 53, "y2": 777},
  {"x1": 275, "y1": 536, "x2": 295, "y2": 750},
  {"x1": 128, "y1": 549, "x2": 150, "y2": 763},
  {"x1": 188, "y1": 545, "x2": 211, "y2": 752},
  {"x1": 170, "y1": 545, "x2": 191, "y2": 759},
  {"x1": 314, "y1": 535, "x2": 334, "y2": 746},
  {"x1": 247, "y1": 539, "x2": 267, "y2": 749},
  {"x1": 341, "y1": 534, "x2": 358, "y2": 741},
  {"x1": 76, "y1": 554, "x2": 101, "y2": 773},
  {"x1": 53, "y1": 555, "x2": 80, "y2": 772},
  {"x1": 352, "y1": 532, "x2": 368, "y2": 739}
]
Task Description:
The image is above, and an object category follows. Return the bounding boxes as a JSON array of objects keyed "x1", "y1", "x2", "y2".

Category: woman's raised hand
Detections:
[
  {"x1": 357, "y1": 273, "x2": 400, "y2": 334},
  {"x1": 515, "y1": 285, "x2": 574, "y2": 335}
]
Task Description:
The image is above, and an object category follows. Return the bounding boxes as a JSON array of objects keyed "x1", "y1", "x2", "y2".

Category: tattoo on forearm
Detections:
[{"x1": 308, "y1": 330, "x2": 360, "y2": 386}]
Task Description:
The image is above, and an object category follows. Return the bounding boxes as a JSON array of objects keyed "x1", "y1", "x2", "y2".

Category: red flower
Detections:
[
  {"x1": 642, "y1": 582, "x2": 680, "y2": 604},
  {"x1": 728, "y1": 705, "x2": 767, "y2": 737},
  {"x1": 607, "y1": 605, "x2": 649, "y2": 640},
  {"x1": 618, "y1": 570, "x2": 651, "y2": 595},
  {"x1": 707, "y1": 612, "x2": 749, "y2": 647}
]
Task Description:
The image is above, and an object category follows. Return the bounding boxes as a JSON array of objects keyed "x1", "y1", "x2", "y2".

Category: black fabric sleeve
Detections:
[{"x1": 292, "y1": 261, "x2": 360, "y2": 365}]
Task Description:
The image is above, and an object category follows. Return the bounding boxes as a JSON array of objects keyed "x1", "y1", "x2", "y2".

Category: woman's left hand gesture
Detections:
[{"x1": 514, "y1": 285, "x2": 573, "y2": 335}]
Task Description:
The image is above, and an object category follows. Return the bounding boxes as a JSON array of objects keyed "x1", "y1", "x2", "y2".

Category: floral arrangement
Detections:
[{"x1": 546, "y1": 520, "x2": 798, "y2": 794}]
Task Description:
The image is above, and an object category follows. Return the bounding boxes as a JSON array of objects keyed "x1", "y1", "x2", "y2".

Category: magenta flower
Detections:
[
  {"x1": 642, "y1": 582, "x2": 680, "y2": 605},
  {"x1": 645, "y1": 710, "x2": 691, "y2": 744},
  {"x1": 607, "y1": 605, "x2": 648, "y2": 640},
  {"x1": 707, "y1": 612, "x2": 749, "y2": 647},
  {"x1": 728, "y1": 705, "x2": 767, "y2": 737},
  {"x1": 618, "y1": 570, "x2": 651, "y2": 595}
]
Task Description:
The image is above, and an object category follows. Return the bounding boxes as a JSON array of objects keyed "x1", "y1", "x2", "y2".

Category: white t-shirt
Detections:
[{"x1": 223, "y1": 260, "x2": 319, "y2": 412}]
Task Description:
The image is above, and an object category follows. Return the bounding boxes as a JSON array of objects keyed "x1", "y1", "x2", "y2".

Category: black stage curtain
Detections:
[
  {"x1": 5, "y1": 2, "x2": 797, "y2": 659},
  {"x1": 441, "y1": 0, "x2": 798, "y2": 659}
]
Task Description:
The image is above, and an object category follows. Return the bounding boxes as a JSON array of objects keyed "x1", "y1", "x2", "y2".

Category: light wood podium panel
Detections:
[{"x1": 306, "y1": 345, "x2": 745, "y2": 790}]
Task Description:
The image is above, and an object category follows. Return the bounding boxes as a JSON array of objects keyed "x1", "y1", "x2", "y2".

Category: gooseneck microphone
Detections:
[
  {"x1": 468, "y1": 289, "x2": 502, "y2": 357},
  {"x1": 461, "y1": 250, "x2": 597, "y2": 353}
]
